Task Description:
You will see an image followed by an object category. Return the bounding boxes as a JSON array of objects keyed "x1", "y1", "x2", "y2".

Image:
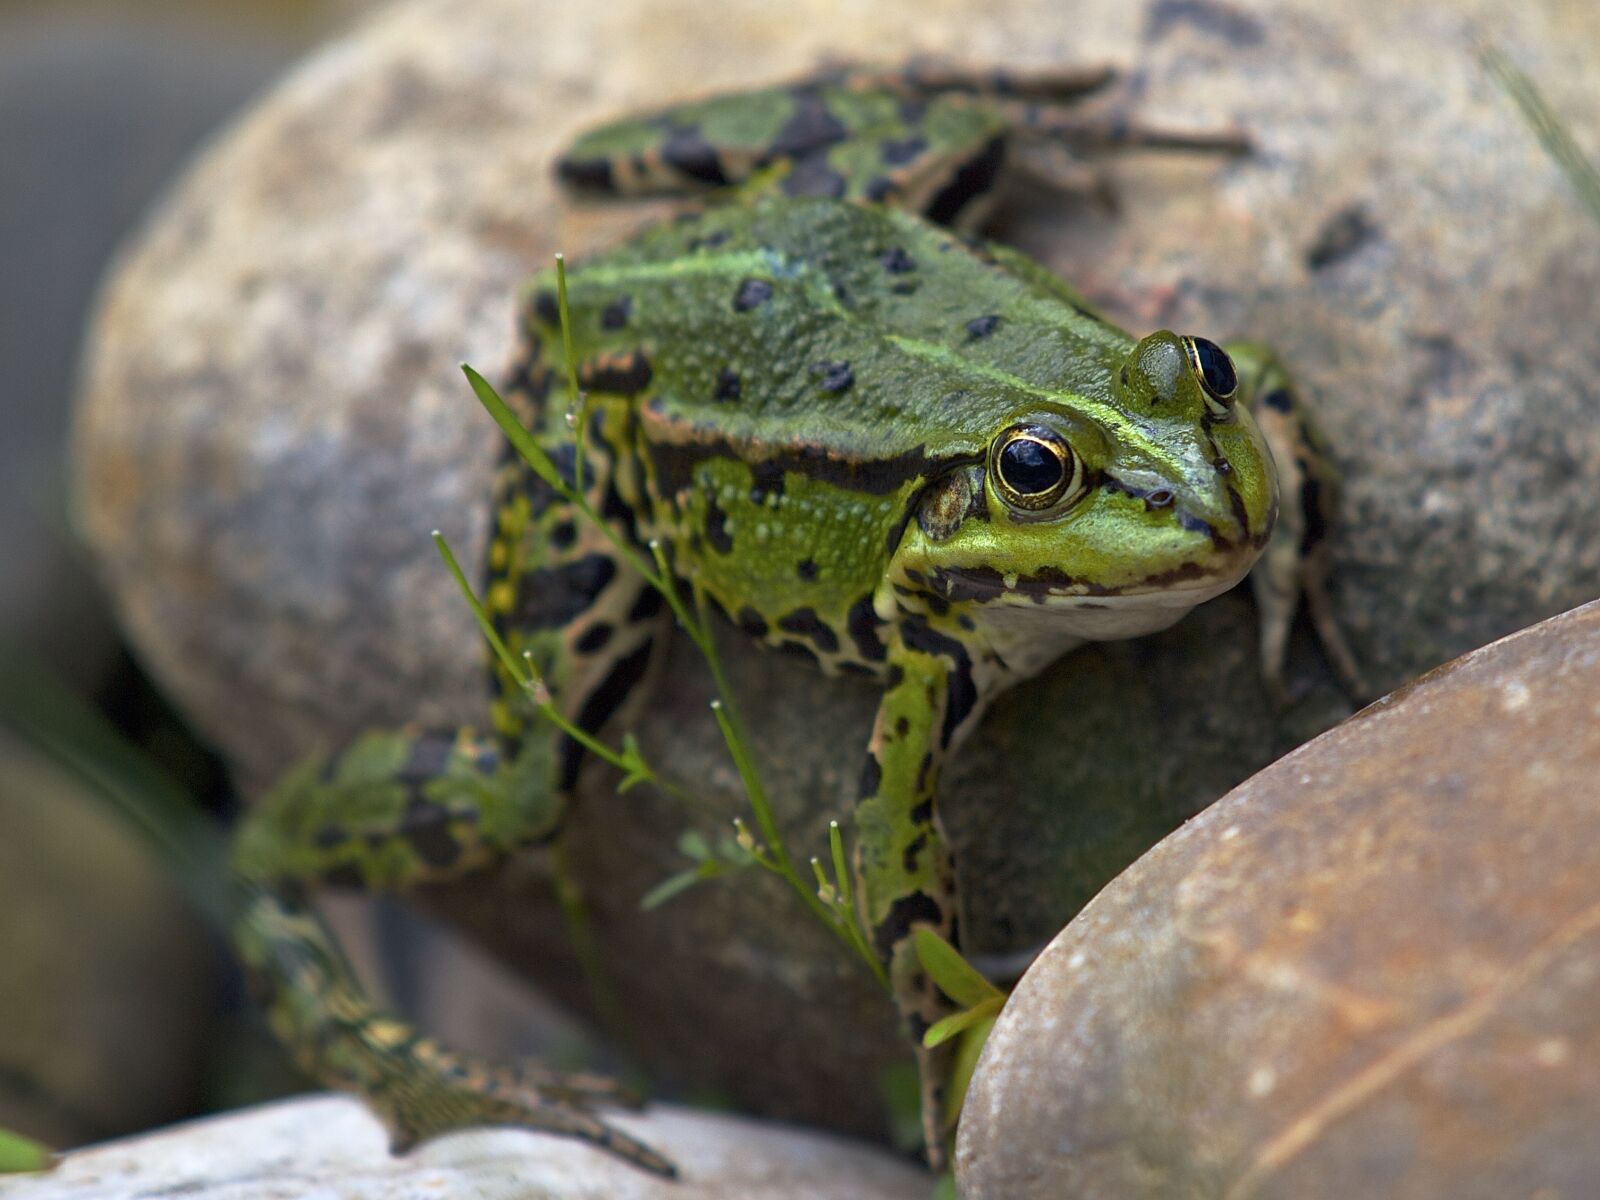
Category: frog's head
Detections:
[{"x1": 896, "y1": 332, "x2": 1278, "y2": 651}]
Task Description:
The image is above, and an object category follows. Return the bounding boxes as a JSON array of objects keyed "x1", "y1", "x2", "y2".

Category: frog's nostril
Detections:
[{"x1": 1148, "y1": 489, "x2": 1174, "y2": 508}]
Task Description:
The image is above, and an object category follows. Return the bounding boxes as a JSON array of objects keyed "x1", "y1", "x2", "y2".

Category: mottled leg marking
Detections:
[
  {"x1": 1228, "y1": 341, "x2": 1367, "y2": 702},
  {"x1": 229, "y1": 382, "x2": 677, "y2": 1175},
  {"x1": 853, "y1": 618, "x2": 988, "y2": 1169},
  {"x1": 233, "y1": 883, "x2": 675, "y2": 1177}
]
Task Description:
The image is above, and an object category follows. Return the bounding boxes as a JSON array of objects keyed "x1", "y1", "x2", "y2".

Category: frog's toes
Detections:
[{"x1": 377, "y1": 1045, "x2": 676, "y2": 1178}]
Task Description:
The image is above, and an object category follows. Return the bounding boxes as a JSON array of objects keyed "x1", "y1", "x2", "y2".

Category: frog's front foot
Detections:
[{"x1": 370, "y1": 1038, "x2": 675, "y2": 1177}]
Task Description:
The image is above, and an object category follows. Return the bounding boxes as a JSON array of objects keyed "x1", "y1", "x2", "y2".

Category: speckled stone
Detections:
[
  {"x1": 0, "y1": 1095, "x2": 929, "y2": 1199},
  {"x1": 957, "y1": 598, "x2": 1600, "y2": 1198},
  {"x1": 72, "y1": 0, "x2": 1600, "y2": 1142}
]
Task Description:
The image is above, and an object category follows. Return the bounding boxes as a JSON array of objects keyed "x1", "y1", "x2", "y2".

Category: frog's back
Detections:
[{"x1": 523, "y1": 197, "x2": 1133, "y2": 463}]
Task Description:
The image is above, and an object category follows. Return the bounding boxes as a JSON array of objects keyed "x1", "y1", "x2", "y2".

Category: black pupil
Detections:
[
  {"x1": 1191, "y1": 337, "x2": 1237, "y2": 398},
  {"x1": 999, "y1": 438, "x2": 1064, "y2": 495}
]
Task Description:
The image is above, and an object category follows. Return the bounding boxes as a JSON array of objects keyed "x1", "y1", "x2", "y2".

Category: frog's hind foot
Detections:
[{"x1": 374, "y1": 1040, "x2": 676, "y2": 1178}]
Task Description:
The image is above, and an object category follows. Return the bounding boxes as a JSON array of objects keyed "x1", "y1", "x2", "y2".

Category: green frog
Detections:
[{"x1": 230, "y1": 62, "x2": 1358, "y2": 1178}]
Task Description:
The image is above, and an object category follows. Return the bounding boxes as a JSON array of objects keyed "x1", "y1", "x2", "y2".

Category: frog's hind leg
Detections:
[
  {"x1": 234, "y1": 881, "x2": 675, "y2": 1176},
  {"x1": 231, "y1": 380, "x2": 677, "y2": 1175},
  {"x1": 1228, "y1": 341, "x2": 1366, "y2": 704}
]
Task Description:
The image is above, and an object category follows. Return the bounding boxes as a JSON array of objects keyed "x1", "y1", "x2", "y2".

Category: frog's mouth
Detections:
[{"x1": 928, "y1": 547, "x2": 1260, "y2": 610}]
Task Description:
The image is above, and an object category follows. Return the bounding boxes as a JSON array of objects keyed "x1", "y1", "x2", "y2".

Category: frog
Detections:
[{"x1": 230, "y1": 61, "x2": 1360, "y2": 1179}]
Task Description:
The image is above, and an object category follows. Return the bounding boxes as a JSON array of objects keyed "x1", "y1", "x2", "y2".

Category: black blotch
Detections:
[
  {"x1": 812, "y1": 360, "x2": 854, "y2": 393},
  {"x1": 925, "y1": 135, "x2": 1005, "y2": 227},
  {"x1": 1301, "y1": 477, "x2": 1328, "y2": 549},
  {"x1": 661, "y1": 125, "x2": 729, "y2": 185},
  {"x1": 894, "y1": 716, "x2": 909, "y2": 737},
  {"x1": 885, "y1": 664, "x2": 905, "y2": 690},
  {"x1": 1144, "y1": 0, "x2": 1265, "y2": 45},
  {"x1": 965, "y1": 314, "x2": 1001, "y2": 339},
  {"x1": 781, "y1": 153, "x2": 848, "y2": 199},
  {"x1": 515, "y1": 554, "x2": 617, "y2": 629},
  {"x1": 847, "y1": 595, "x2": 889, "y2": 662},
  {"x1": 578, "y1": 352, "x2": 653, "y2": 395},
  {"x1": 321, "y1": 862, "x2": 366, "y2": 889},
  {"x1": 879, "y1": 135, "x2": 928, "y2": 166},
  {"x1": 768, "y1": 89, "x2": 850, "y2": 160},
  {"x1": 714, "y1": 367, "x2": 742, "y2": 402},
  {"x1": 550, "y1": 520, "x2": 578, "y2": 550},
  {"x1": 859, "y1": 752, "x2": 882, "y2": 799},
  {"x1": 314, "y1": 823, "x2": 347, "y2": 849},
  {"x1": 864, "y1": 176, "x2": 896, "y2": 202},
  {"x1": 554, "y1": 156, "x2": 615, "y2": 191},
  {"x1": 600, "y1": 296, "x2": 633, "y2": 330},
  {"x1": 705, "y1": 494, "x2": 734, "y2": 554},
  {"x1": 628, "y1": 587, "x2": 664, "y2": 623},
  {"x1": 897, "y1": 97, "x2": 928, "y2": 124},
  {"x1": 873, "y1": 891, "x2": 945, "y2": 961},
  {"x1": 735, "y1": 606, "x2": 768, "y2": 638},
  {"x1": 1262, "y1": 388, "x2": 1294, "y2": 413},
  {"x1": 402, "y1": 806, "x2": 461, "y2": 869},
  {"x1": 910, "y1": 795, "x2": 933, "y2": 826},
  {"x1": 562, "y1": 639, "x2": 656, "y2": 788},
  {"x1": 575, "y1": 623, "x2": 614, "y2": 655},
  {"x1": 1306, "y1": 205, "x2": 1377, "y2": 270},
  {"x1": 401, "y1": 734, "x2": 454, "y2": 783},
  {"x1": 533, "y1": 289, "x2": 560, "y2": 327},
  {"x1": 797, "y1": 559, "x2": 819, "y2": 582},
  {"x1": 879, "y1": 247, "x2": 916, "y2": 273},
  {"x1": 777, "y1": 607, "x2": 839, "y2": 654},
  {"x1": 733, "y1": 278, "x2": 774, "y2": 312},
  {"x1": 900, "y1": 616, "x2": 976, "y2": 747},
  {"x1": 902, "y1": 833, "x2": 928, "y2": 875},
  {"x1": 687, "y1": 229, "x2": 732, "y2": 252},
  {"x1": 750, "y1": 459, "x2": 786, "y2": 500}
]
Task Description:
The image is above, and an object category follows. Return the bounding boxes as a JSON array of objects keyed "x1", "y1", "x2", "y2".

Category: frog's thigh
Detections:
[{"x1": 1227, "y1": 341, "x2": 1363, "y2": 699}]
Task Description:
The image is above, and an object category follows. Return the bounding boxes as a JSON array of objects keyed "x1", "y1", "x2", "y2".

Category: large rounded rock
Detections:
[
  {"x1": 73, "y1": 0, "x2": 1600, "y2": 1139},
  {"x1": 957, "y1": 598, "x2": 1600, "y2": 1198}
]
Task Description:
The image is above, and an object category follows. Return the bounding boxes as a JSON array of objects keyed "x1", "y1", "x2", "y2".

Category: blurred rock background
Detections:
[{"x1": 0, "y1": 0, "x2": 373, "y2": 1148}]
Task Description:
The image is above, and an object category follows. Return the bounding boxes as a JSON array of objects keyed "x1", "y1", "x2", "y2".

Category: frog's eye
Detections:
[
  {"x1": 1183, "y1": 336, "x2": 1238, "y2": 418},
  {"x1": 991, "y1": 425, "x2": 1086, "y2": 515}
]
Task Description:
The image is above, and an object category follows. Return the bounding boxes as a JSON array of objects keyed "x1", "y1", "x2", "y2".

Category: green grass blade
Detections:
[
  {"x1": 922, "y1": 995, "x2": 1004, "y2": 1049},
  {"x1": 1481, "y1": 42, "x2": 1600, "y2": 228},
  {"x1": 460, "y1": 364, "x2": 568, "y2": 492}
]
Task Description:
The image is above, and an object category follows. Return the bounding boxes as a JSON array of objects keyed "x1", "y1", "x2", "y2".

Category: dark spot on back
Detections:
[
  {"x1": 600, "y1": 296, "x2": 632, "y2": 330},
  {"x1": 749, "y1": 459, "x2": 785, "y2": 500},
  {"x1": 735, "y1": 606, "x2": 768, "y2": 638},
  {"x1": 562, "y1": 638, "x2": 656, "y2": 788},
  {"x1": 550, "y1": 520, "x2": 578, "y2": 550},
  {"x1": 1262, "y1": 388, "x2": 1294, "y2": 413},
  {"x1": 577, "y1": 351, "x2": 653, "y2": 395},
  {"x1": 733, "y1": 278, "x2": 774, "y2": 311},
  {"x1": 628, "y1": 587, "x2": 664, "y2": 623},
  {"x1": 879, "y1": 247, "x2": 916, "y2": 273},
  {"x1": 533, "y1": 289, "x2": 560, "y2": 327},
  {"x1": 812, "y1": 360, "x2": 854, "y2": 393},
  {"x1": 714, "y1": 367, "x2": 742, "y2": 401},
  {"x1": 965, "y1": 314, "x2": 1001, "y2": 339},
  {"x1": 859, "y1": 752, "x2": 882, "y2": 799},
  {"x1": 797, "y1": 558, "x2": 819, "y2": 582},
  {"x1": 846, "y1": 595, "x2": 888, "y2": 662}
]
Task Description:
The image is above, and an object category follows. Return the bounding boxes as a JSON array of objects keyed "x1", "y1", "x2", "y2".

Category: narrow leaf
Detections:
[
  {"x1": 461, "y1": 364, "x2": 568, "y2": 493},
  {"x1": 922, "y1": 995, "x2": 1005, "y2": 1049},
  {"x1": 0, "y1": 1128, "x2": 52, "y2": 1174},
  {"x1": 914, "y1": 928, "x2": 1005, "y2": 1009}
]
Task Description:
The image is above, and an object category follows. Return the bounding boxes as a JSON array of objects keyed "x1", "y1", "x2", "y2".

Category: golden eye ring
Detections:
[
  {"x1": 990, "y1": 424, "x2": 1083, "y2": 514},
  {"x1": 1183, "y1": 335, "x2": 1239, "y2": 418}
]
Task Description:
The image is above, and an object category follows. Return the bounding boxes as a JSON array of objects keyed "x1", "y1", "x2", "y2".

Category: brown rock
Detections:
[
  {"x1": 70, "y1": 0, "x2": 1600, "y2": 1140},
  {"x1": 957, "y1": 599, "x2": 1600, "y2": 1199}
]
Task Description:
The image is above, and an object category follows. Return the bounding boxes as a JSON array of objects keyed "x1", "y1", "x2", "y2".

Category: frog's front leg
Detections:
[
  {"x1": 1227, "y1": 341, "x2": 1366, "y2": 701},
  {"x1": 852, "y1": 616, "x2": 987, "y2": 1169}
]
